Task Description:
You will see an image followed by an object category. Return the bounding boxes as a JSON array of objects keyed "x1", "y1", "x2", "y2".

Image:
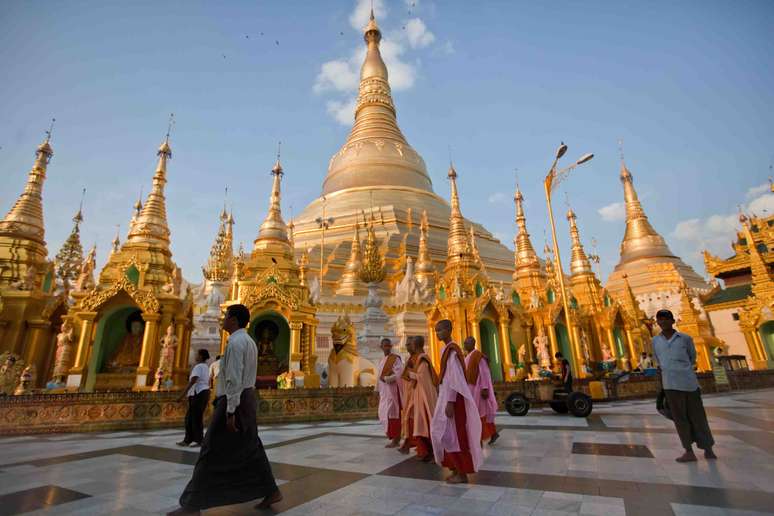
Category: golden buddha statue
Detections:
[
  {"x1": 50, "y1": 320, "x2": 75, "y2": 384},
  {"x1": 107, "y1": 314, "x2": 144, "y2": 370}
]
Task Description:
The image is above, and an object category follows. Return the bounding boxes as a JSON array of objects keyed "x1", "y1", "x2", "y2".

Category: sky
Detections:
[{"x1": 1, "y1": 0, "x2": 773, "y2": 286}]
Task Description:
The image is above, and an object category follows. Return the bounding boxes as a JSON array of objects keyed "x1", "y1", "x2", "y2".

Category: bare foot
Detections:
[
  {"x1": 446, "y1": 473, "x2": 468, "y2": 484},
  {"x1": 704, "y1": 449, "x2": 717, "y2": 460},
  {"x1": 398, "y1": 446, "x2": 410, "y2": 455},
  {"x1": 489, "y1": 432, "x2": 500, "y2": 445},
  {"x1": 676, "y1": 451, "x2": 697, "y2": 463},
  {"x1": 385, "y1": 441, "x2": 400, "y2": 448},
  {"x1": 255, "y1": 489, "x2": 283, "y2": 509}
]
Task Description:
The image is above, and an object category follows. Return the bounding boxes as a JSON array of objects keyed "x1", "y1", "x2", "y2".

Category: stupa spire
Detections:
[
  {"x1": 618, "y1": 157, "x2": 675, "y2": 263},
  {"x1": 566, "y1": 208, "x2": 593, "y2": 276},
  {"x1": 0, "y1": 127, "x2": 54, "y2": 245},
  {"x1": 513, "y1": 186, "x2": 540, "y2": 272},
  {"x1": 336, "y1": 215, "x2": 366, "y2": 295},
  {"x1": 54, "y1": 194, "x2": 86, "y2": 285},
  {"x1": 203, "y1": 205, "x2": 234, "y2": 282},
  {"x1": 322, "y1": 8, "x2": 432, "y2": 195},
  {"x1": 446, "y1": 163, "x2": 470, "y2": 262},
  {"x1": 255, "y1": 143, "x2": 289, "y2": 246},
  {"x1": 127, "y1": 124, "x2": 173, "y2": 245}
]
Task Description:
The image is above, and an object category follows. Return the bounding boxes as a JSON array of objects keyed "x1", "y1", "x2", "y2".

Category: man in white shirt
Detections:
[
  {"x1": 173, "y1": 304, "x2": 282, "y2": 515},
  {"x1": 176, "y1": 349, "x2": 211, "y2": 447}
]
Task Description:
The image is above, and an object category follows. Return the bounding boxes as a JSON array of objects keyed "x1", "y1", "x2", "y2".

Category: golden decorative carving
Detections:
[{"x1": 77, "y1": 274, "x2": 160, "y2": 313}]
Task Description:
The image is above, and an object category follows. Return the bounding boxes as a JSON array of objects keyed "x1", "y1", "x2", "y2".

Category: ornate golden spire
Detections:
[
  {"x1": 203, "y1": 205, "x2": 234, "y2": 282},
  {"x1": 359, "y1": 216, "x2": 385, "y2": 284},
  {"x1": 0, "y1": 131, "x2": 54, "y2": 245},
  {"x1": 618, "y1": 159, "x2": 675, "y2": 263},
  {"x1": 255, "y1": 145, "x2": 289, "y2": 247},
  {"x1": 621, "y1": 274, "x2": 644, "y2": 320},
  {"x1": 322, "y1": 9, "x2": 432, "y2": 195},
  {"x1": 111, "y1": 225, "x2": 121, "y2": 255},
  {"x1": 740, "y1": 214, "x2": 774, "y2": 297},
  {"x1": 513, "y1": 187, "x2": 540, "y2": 274},
  {"x1": 336, "y1": 216, "x2": 366, "y2": 295},
  {"x1": 126, "y1": 136, "x2": 172, "y2": 245},
  {"x1": 566, "y1": 208, "x2": 593, "y2": 276},
  {"x1": 415, "y1": 210, "x2": 435, "y2": 282},
  {"x1": 445, "y1": 164, "x2": 471, "y2": 268},
  {"x1": 54, "y1": 200, "x2": 85, "y2": 285}
]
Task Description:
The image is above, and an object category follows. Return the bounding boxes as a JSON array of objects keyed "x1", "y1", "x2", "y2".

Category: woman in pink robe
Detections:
[
  {"x1": 377, "y1": 338, "x2": 403, "y2": 447},
  {"x1": 463, "y1": 337, "x2": 500, "y2": 445},
  {"x1": 407, "y1": 336, "x2": 438, "y2": 461},
  {"x1": 430, "y1": 320, "x2": 483, "y2": 484}
]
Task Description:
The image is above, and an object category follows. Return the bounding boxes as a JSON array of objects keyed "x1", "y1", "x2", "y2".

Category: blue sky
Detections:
[{"x1": 1, "y1": 0, "x2": 773, "y2": 285}]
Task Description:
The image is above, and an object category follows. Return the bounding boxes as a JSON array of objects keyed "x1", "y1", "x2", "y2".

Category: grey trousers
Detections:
[{"x1": 664, "y1": 389, "x2": 715, "y2": 451}]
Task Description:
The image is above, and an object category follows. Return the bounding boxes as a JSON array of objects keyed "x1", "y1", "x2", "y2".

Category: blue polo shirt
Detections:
[{"x1": 652, "y1": 331, "x2": 699, "y2": 392}]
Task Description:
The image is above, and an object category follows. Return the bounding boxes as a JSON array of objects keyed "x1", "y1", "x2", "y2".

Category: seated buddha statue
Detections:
[
  {"x1": 107, "y1": 317, "x2": 145, "y2": 371},
  {"x1": 255, "y1": 321, "x2": 282, "y2": 377}
]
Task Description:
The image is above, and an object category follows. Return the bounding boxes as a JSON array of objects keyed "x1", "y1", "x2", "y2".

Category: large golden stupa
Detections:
[{"x1": 293, "y1": 13, "x2": 513, "y2": 295}]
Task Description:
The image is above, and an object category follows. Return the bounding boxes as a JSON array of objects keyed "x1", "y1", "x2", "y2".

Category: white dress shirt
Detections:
[
  {"x1": 187, "y1": 363, "x2": 210, "y2": 396},
  {"x1": 217, "y1": 328, "x2": 258, "y2": 414}
]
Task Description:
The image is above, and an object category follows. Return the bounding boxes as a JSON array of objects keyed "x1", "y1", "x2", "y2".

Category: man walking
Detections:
[
  {"x1": 653, "y1": 309, "x2": 716, "y2": 463},
  {"x1": 171, "y1": 304, "x2": 281, "y2": 515}
]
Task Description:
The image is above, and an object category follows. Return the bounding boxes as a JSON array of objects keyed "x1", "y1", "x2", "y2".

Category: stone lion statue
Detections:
[{"x1": 327, "y1": 315, "x2": 376, "y2": 388}]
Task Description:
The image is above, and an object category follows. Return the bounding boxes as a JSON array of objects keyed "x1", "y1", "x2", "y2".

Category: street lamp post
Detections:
[
  {"x1": 543, "y1": 143, "x2": 593, "y2": 377},
  {"x1": 315, "y1": 195, "x2": 334, "y2": 288}
]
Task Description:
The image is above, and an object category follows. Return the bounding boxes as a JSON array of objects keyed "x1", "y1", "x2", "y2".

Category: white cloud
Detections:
[
  {"x1": 598, "y1": 202, "x2": 626, "y2": 222},
  {"x1": 314, "y1": 59, "x2": 359, "y2": 93},
  {"x1": 748, "y1": 193, "x2": 774, "y2": 217},
  {"x1": 746, "y1": 183, "x2": 769, "y2": 199},
  {"x1": 670, "y1": 187, "x2": 774, "y2": 269},
  {"x1": 404, "y1": 18, "x2": 435, "y2": 48},
  {"x1": 350, "y1": 0, "x2": 386, "y2": 31},
  {"x1": 488, "y1": 192, "x2": 507, "y2": 204},
  {"x1": 326, "y1": 97, "x2": 357, "y2": 126}
]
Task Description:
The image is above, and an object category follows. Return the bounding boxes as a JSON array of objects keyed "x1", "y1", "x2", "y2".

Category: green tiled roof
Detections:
[{"x1": 704, "y1": 284, "x2": 752, "y2": 306}]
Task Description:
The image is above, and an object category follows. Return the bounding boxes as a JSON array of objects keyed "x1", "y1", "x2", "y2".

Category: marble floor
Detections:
[{"x1": 1, "y1": 389, "x2": 773, "y2": 515}]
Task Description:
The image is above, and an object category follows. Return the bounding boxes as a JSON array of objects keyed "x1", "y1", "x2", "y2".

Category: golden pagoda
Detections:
[
  {"x1": 54, "y1": 202, "x2": 85, "y2": 290},
  {"x1": 226, "y1": 153, "x2": 319, "y2": 386},
  {"x1": 292, "y1": 10, "x2": 514, "y2": 305},
  {"x1": 606, "y1": 158, "x2": 710, "y2": 308},
  {"x1": 0, "y1": 132, "x2": 64, "y2": 386},
  {"x1": 426, "y1": 165, "x2": 515, "y2": 381},
  {"x1": 63, "y1": 134, "x2": 193, "y2": 391},
  {"x1": 703, "y1": 206, "x2": 774, "y2": 369}
]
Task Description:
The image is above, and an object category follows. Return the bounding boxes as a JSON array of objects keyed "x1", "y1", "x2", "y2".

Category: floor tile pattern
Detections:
[{"x1": 0, "y1": 389, "x2": 773, "y2": 515}]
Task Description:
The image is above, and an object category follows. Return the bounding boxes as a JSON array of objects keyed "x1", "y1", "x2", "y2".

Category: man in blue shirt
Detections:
[{"x1": 653, "y1": 309, "x2": 716, "y2": 462}]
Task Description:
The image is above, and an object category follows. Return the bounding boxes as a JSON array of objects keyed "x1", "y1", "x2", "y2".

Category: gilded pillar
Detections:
[
  {"x1": 309, "y1": 323, "x2": 317, "y2": 368},
  {"x1": 471, "y1": 317, "x2": 481, "y2": 350},
  {"x1": 22, "y1": 319, "x2": 52, "y2": 386},
  {"x1": 752, "y1": 329, "x2": 770, "y2": 363},
  {"x1": 498, "y1": 319, "x2": 514, "y2": 380},
  {"x1": 289, "y1": 321, "x2": 303, "y2": 371},
  {"x1": 67, "y1": 312, "x2": 97, "y2": 389},
  {"x1": 605, "y1": 326, "x2": 621, "y2": 367},
  {"x1": 743, "y1": 328, "x2": 764, "y2": 364},
  {"x1": 547, "y1": 323, "x2": 559, "y2": 369},
  {"x1": 625, "y1": 328, "x2": 637, "y2": 366},
  {"x1": 173, "y1": 320, "x2": 187, "y2": 386},
  {"x1": 136, "y1": 313, "x2": 160, "y2": 388},
  {"x1": 570, "y1": 324, "x2": 584, "y2": 378}
]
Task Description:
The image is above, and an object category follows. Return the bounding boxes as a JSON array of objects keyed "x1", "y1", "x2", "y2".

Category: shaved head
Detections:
[{"x1": 434, "y1": 319, "x2": 452, "y2": 343}]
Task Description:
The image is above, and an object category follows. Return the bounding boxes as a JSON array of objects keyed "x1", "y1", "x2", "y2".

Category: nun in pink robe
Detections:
[
  {"x1": 430, "y1": 341, "x2": 483, "y2": 479},
  {"x1": 465, "y1": 346, "x2": 499, "y2": 443},
  {"x1": 377, "y1": 350, "x2": 403, "y2": 444}
]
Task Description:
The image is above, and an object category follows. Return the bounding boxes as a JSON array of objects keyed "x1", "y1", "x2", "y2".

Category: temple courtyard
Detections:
[{"x1": 0, "y1": 389, "x2": 772, "y2": 516}]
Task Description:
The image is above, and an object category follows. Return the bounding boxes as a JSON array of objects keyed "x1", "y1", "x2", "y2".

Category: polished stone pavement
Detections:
[{"x1": 1, "y1": 389, "x2": 773, "y2": 515}]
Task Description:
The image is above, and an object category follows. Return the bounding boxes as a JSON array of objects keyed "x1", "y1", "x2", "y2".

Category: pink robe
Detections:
[
  {"x1": 465, "y1": 349, "x2": 498, "y2": 424},
  {"x1": 377, "y1": 353, "x2": 403, "y2": 436},
  {"x1": 431, "y1": 343, "x2": 483, "y2": 472}
]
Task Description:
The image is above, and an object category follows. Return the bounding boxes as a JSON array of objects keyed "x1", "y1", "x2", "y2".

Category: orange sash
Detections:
[
  {"x1": 416, "y1": 353, "x2": 439, "y2": 387},
  {"x1": 401, "y1": 354, "x2": 417, "y2": 381},
  {"x1": 465, "y1": 349, "x2": 483, "y2": 385},
  {"x1": 439, "y1": 342, "x2": 466, "y2": 384},
  {"x1": 380, "y1": 353, "x2": 399, "y2": 381}
]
